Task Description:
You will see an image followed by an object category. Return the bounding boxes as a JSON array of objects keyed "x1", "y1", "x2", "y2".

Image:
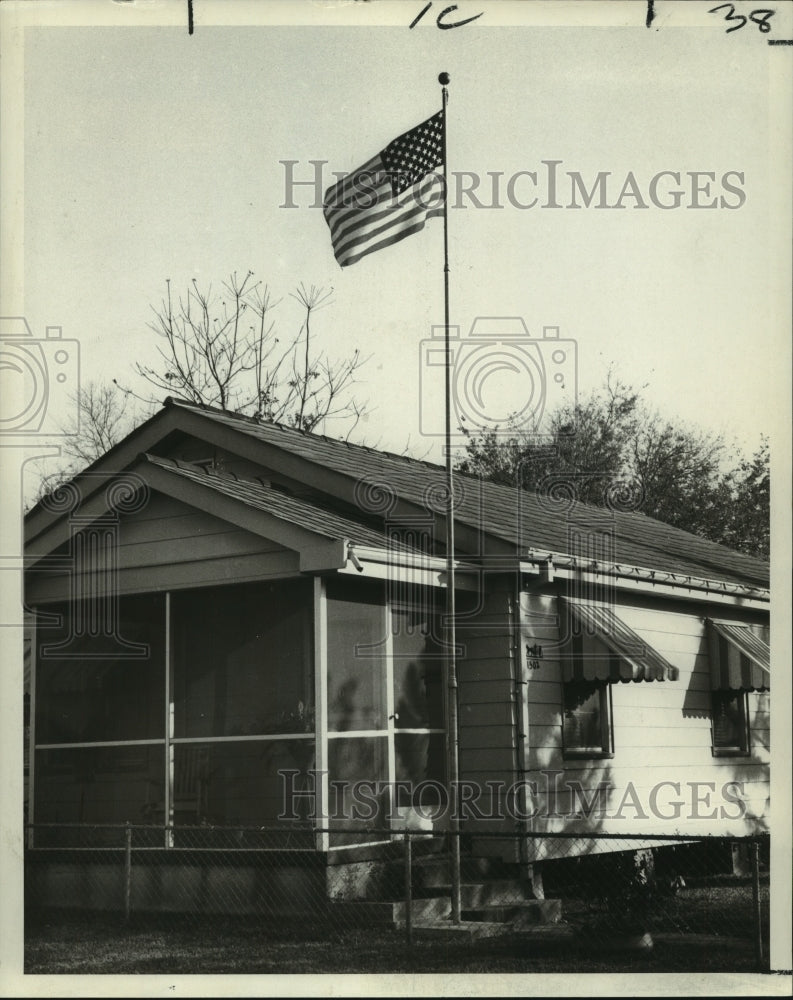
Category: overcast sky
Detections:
[{"x1": 11, "y1": 0, "x2": 793, "y2": 483}]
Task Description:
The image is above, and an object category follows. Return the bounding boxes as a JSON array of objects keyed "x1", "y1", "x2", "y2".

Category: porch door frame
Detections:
[{"x1": 318, "y1": 577, "x2": 445, "y2": 849}]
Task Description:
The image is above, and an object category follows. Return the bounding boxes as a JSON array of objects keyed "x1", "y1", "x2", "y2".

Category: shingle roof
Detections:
[
  {"x1": 163, "y1": 398, "x2": 769, "y2": 590},
  {"x1": 142, "y1": 453, "x2": 411, "y2": 552}
]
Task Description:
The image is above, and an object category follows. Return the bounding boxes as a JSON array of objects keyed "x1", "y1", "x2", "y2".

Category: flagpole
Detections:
[{"x1": 439, "y1": 70, "x2": 462, "y2": 926}]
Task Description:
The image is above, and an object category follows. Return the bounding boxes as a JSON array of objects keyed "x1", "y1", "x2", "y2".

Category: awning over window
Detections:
[
  {"x1": 561, "y1": 601, "x2": 679, "y2": 683},
  {"x1": 707, "y1": 619, "x2": 770, "y2": 692}
]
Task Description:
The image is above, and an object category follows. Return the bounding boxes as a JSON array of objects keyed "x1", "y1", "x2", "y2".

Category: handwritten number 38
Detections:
[{"x1": 709, "y1": 4, "x2": 775, "y2": 33}]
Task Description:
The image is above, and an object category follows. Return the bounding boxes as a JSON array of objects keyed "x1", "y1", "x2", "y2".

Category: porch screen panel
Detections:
[
  {"x1": 394, "y1": 733, "x2": 446, "y2": 809},
  {"x1": 172, "y1": 579, "x2": 313, "y2": 738},
  {"x1": 326, "y1": 578, "x2": 387, "y2": 732},
  {"x1": 392, "y1": 599, "x2": 444, "y2": 730},
  {"x1": 34, "y1": 745, "x2": 164, "y2": 845},
  {"x1": 171, "y1": 739, "x2": 316, "y2": 834},
  {"x1": 34, "y1": 594, "x2": 165, "y2": 744},
  {"x1": 327, "y1": 736, "x2": 389, "y2": 844}
]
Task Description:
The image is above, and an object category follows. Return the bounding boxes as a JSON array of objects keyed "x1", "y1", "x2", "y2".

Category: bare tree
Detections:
[
  {"x1": 60, "y1": 381, "x2": 145, "y2": 467},
  {"x1": 133, "y1": 272, "x2": 369, "y2": 435},
  {"x1": 27, "y1": 273, "x2": 371, "y2": 507},
  {"x1": 28, "y1": 381, "x2": 147, "y2": 507}
]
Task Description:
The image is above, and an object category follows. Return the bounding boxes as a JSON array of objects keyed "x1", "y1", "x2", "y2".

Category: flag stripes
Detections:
[{"x1": 323, "y1": 111, "x2": 445, "y2": 267}]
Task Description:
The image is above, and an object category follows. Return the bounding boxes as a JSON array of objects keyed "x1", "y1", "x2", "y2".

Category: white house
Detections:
[{"x1": 23, "y1": 398, "x2": 770, "y2": 912}]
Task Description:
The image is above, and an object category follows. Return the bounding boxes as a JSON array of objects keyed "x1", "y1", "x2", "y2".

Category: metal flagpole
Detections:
[{"x1": 439, "y1": 70, "x2": 462, "y2": 924}]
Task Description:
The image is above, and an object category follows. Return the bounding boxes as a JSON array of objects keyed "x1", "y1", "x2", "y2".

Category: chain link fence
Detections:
[{"x1": 24, "y1": 824, "x2": 770, "y2": 970}]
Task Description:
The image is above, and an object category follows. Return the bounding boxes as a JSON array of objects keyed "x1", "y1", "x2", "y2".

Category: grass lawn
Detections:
[{"x1": 24, "y1": 911, "x2": 766, "y2": 975}]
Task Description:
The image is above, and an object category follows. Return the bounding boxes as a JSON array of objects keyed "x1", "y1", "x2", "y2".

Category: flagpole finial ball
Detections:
[{"x1": 438, "y1": 72, "x2": 450, "y2": 86}]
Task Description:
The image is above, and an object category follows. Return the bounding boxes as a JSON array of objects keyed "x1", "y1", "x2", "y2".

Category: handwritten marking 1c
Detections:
[{"x1": 409, "y1": 3, "x2": 484, "y2": 30}]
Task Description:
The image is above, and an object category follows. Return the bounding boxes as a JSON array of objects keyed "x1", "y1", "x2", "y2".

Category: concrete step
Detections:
[
  {"x1": 330, "y1": 893, "x2": 561, "y2": 929},
  {"x1": 429, "y1": 880, "x2": 540, "y2": 909},
  {"x1": 328, "y1": 896, "x2": 451, "y2": 926},
  {"x1": 461, "y1": 899, "x2": 562, "y2": 926},
  {"x1": 411, "y1": 919, "x2": 575, "y2": 943},
  {"x1": 412, "y1": 919, "x2": 577, "y2": 942},
  {"x1": 328, "y1": 849, "x2": 527, "y2": 897},
  {"x1": 410, "y1": 919, "x2": 519, "y2": 940}
]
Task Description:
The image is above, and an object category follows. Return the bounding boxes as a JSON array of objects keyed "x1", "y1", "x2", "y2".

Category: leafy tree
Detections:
[
  {"x1": 457, "y1": 374, "x2": 642, "y2": 506},
  {"x1": 457, "y1": 374, "x2": 769, "y2": 560},
  {"x1": 719, "y1": 437, "x2": 770, "y2": 559}
]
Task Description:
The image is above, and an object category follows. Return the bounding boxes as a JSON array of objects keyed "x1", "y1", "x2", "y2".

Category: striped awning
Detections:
[
  {"x1": 707, "y1": 619, "x2": 770, "y2": 691},
  {"x1": 562, "y1": 601, "x2": 679, "y2": 683}
]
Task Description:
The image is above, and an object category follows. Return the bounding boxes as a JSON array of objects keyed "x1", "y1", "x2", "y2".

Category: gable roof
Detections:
[
  {"x1": 25, "y1": 397, "x2": 770, "y2": 592},
  {"x1": 141, "y1": 453, "x2": 409, "y2": 552},
  {"x1": 160, "y1": 399, "x2": 769, "y2": 590}
]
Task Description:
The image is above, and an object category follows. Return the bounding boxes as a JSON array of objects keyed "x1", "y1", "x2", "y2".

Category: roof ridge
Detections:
[
  {"x1": 163, "y1": 396, "x2": 451, "y2": 474},
  {"x1": 155, "y1": 402, "x2": 768, "y2": 577},
  {"x1": 161, "y1": 400, "x2": 686, "y2": 515}
]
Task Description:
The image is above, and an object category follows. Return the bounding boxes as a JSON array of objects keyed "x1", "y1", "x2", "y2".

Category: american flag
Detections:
[{"x1": 323, "y1": 110, "x2": 445, "y2": 268}]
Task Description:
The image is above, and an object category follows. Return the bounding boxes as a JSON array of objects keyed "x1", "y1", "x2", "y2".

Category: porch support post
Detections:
[
  {"x1": 314, "y1": 577, "x2": 329, "y2": 852},
  {"x1": 165, "y1": 591, "x2": 173, "y2": 847},
  {"x1": 27, "y1": 609, "x2": 37, "y2": 849}
]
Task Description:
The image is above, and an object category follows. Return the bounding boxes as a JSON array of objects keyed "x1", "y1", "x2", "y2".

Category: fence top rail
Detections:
[{"x1": 24, "y1": 823, "x2": 770, "y2": 843}]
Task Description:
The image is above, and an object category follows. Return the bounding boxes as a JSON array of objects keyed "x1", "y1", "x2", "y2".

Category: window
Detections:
[
  {"x1": 711, "y1": 690, "x2": 749, "y2": 755},
  {"x1": 562, "y1": 679, "x2": 613, "y2": 758}
]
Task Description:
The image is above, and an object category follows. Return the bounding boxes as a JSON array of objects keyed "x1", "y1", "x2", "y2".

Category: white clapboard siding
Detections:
[
  {"x1": 518, "y1": 591, "x2": 770, "y2": 843},
  {"x1": 459, "y1": 698, "x2": 515, "y2": 729},
  {"x1": 462, "y1": 725, "x2": 516, "y2": 750},
  {"x1": 458, "y1": 679, "x2": 518, "y2": 706},
  {"x1": 26, "y1": 492, "x2": 297, "y2": 603},
  {"x1": 457, "y1": 583, "x2": 519, "y2": 858}
]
